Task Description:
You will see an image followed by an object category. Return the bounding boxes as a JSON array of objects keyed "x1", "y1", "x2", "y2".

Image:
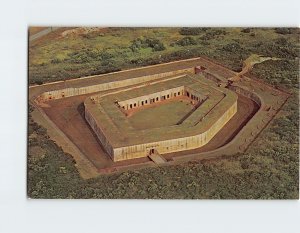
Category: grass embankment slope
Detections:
[{"x1": 28, "y1": 27, "x2": 299, "y2": 199}]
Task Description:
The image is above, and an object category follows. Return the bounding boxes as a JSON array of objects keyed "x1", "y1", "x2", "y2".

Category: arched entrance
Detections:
[{"x1": 149, "y1": 148, "x2": 155, "y2": 154}]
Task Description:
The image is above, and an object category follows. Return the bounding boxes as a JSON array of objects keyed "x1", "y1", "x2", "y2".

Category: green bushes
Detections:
[
  {"x1": 34, "y1": 80, "x2": 44, "y2": 85},
  {"x1": 241, "y1": 28, "x2": 251, "y2": 33},
  {"x1": 199, "y1": 29, "x2": 227, "y2": 41},
  {"x1": 176, "y1": 36, "x2": 197, "y2": 46},
  {"x1": 130, "y1": 37, "x2": 166, "y2": 52},
  {"x1": 250, "y1": 59, "x2": 299, "y2": 88},
  {"x1": 274, "y1": 28, "x2": 292, "y2": 35},
  {"x1": 254, "y1": 41, "x2": 298, "y2": 59},
  {"x1": 179, "y1": 27, "x2": 208, "y2": 35},
  {"x1": 145, "y1": 38, "x2": 166, "y2": 51},
  {"x1": 67, "y1": 49, "x2": 115, "y2": 64},
  {"x1": 69, "y1": 50, "x2": 98, "y2": 64},
  {"x1": 222, "y1": 42, "x2": 243, "y2": 52}
]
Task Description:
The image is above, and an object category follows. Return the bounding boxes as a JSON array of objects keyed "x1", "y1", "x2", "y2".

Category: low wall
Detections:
[
  {"x1": 228, "y1": 85, "x2": 262, "y2": 106},
  {"x1": 112, "y1": 100, "x2": 237, "y2": 161},
  {"x1": 38, "y1": 68, "x2": 194, "y2": 101},
  {"x1": 85, "y1": 106, "x2": 114, "y2": 158}
]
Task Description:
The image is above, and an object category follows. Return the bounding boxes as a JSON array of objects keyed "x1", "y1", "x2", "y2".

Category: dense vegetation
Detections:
[
  {"x1": 28, "y1": 28, "x2": 299, "y2": 199},
  {"x1": 29, "y1": 27, "x2": 299, "y2": 84}
]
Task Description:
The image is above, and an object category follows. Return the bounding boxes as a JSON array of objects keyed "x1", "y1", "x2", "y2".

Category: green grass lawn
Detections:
[{"x1": 128, "y1": 100, "x2": 193, "y2": 130}]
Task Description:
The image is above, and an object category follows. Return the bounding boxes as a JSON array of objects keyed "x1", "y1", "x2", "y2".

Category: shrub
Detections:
[
  {"x1": 179, "y1": 27, "x2": 208, "y2": 35},
  {"x1": 199, "y1": 29, "x2": 227, "y2": 41},
  {"x1": 176, "y1": 36, "x2": 197, "y2": 46},
  {"x1": 241, "y1": 28, "x2": 251, "y2": 33},
  {"x1": 275, "y1": 28, "x2": 292, "y2": 35},
  {"x1": 145, "y1": 38, "x2": 166, "y2": 51},
  {"x1": 130, "y1": 37, "x2": 165, "y2": 52},
  {"x1": 99, "y1": 50, "x2": 114, "y2": 60},
  {"x1": 69, "y1": 51, "x2": 92, "y2": 64},
  {"x1": 275, "y1": 37, "x2": 289, "y2": 46},
  {"x1": 222, "y1": 42, "x2": 242, "y2": 52},
  {"x1": 34, "y1": 80, "x2": 44, "y2": 85},
  {"x1": 152, "y1": 42, "x2": 166, "y2": 51},
  {"x1": 129, "y1": 38, "x2": 143, "y2": 52},
  {"x1": 36, "y1": 126, "x2": 47, "y2": 136}
]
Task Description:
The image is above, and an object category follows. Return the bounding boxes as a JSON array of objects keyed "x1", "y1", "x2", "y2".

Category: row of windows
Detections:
[
  {"x1": 186, "y1": 91, "x2": 201, "y2": 102},
  {"x1": 124, "y1": 91, "x2": 184, "y2": 110},
  {"x1": 121, "y1": 90, "x2": 202, "y2": 110}
]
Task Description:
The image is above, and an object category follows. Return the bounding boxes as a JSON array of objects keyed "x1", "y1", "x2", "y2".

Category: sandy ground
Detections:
[{"x1": 42, "y1": 93, "x2": 258, "y2": 170}]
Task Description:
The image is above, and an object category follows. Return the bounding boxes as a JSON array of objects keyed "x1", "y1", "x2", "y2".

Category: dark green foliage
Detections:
[
  {"x1": 176, "y1": 36, "x2": 197, "y2": 46},
  {"x1": 29, "y1": 28, "x2": 299, "y2": 85},
  {"x1": 130, "y1": 37, "x2": 166, "y2": 52},
  {"x1": 129, "y1": 38, "x2": 145, "y2": 52},
  {"x1": 251, "y1": 40, "x2": 298, "y2": 59},
  {"x1": 199, "y1": 29, "x2": 227, "y2": 41},
  {"x1": 275, "y1": 37, "x2": 289, "y2": 46},
  {"x1": 250, "y1": 59, "x2": 299, "y2": 88},
  {"x1": 34, "y1": 80, "x2": 44, "y2": 85},
  {"x1": 145, "y1": 38, "x2": 165, "y2": 51},
  {"x1": 128, "y1": 48, "x2": 207, "y2": 68},
  {"x1": 274, "y1": 28, "x2": 292, "y2": 35},
  {"x1": 179, "y1": 27, "x2": 208, "y2": 35},
  {"x1": 222, "y1": 42, "x2": 243, "y2": 52},
  {"x1": 217, "y1": 42, "x2": 248, "y2": 72},
  {"x1": 66, "y1": 49, "x2": 115, "y2": 64},
  {"x1": 241, "y1": 28, "x2": 251, "y2": 33}
]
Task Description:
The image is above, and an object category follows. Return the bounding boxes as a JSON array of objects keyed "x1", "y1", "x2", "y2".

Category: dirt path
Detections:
[
  {"x1": 42, "y1": 95, "x2": 114, "y2": 170},
  {"x1": 29, "y1": 27, "x2": 60, "y2": 41},
  {"x1": 230, "y1": 54, "x2": 280, "y2": 82},
  {"x1": 29, "y1": 27, "x2": 48, "y2": 36},
  {"x1": 31, "y1": 106, "x2": 99, "y2": 179}
]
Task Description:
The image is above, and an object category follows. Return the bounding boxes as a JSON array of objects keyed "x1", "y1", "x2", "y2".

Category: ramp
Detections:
[{"x1": 149, "y1": 152, "x2": 167, "y2": 164}]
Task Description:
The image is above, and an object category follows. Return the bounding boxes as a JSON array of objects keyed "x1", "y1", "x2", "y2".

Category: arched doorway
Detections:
[{"x1": 149, "y1": 148, "x2": 155, "y2": 154}]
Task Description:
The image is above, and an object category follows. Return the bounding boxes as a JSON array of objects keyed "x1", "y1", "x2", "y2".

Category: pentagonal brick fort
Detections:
[
  {"x1": 31, "y1": 57, "x2": 289, "y2": 176},
  {"x1": 84, "y1": 74, "x2": 237, "y2": 161}
]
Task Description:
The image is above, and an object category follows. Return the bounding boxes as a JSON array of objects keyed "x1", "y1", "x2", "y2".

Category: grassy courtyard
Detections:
[{"x1": 128, "y1": 99, "x2": 193, "y2": 130}]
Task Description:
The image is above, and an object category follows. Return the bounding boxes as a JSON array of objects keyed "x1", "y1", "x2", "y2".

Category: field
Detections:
[
  {"x1": 28, "y1": 27, "x2": 299, "y2": 199},
  {"x1": 29, "y1": 27, "x2": 299, "y2": 86}
]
